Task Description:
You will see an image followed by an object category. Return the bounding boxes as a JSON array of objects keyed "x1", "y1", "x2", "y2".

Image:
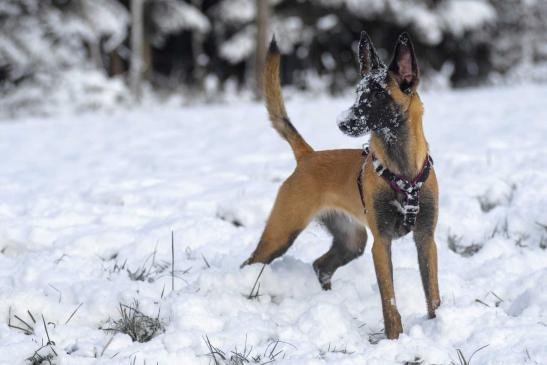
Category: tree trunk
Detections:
[
  {"x1": 130, "y1": 0, "x2": 146, "y2": 100},
  {"x1": 191, "y1": 0, "x2": 205, "y2": 92},
  {"x1": 254, "y1": 0, "x2": 269, "y2": 99},
  {"x1": 110, "y1": 48, "x2": 124, "y2": 77}
]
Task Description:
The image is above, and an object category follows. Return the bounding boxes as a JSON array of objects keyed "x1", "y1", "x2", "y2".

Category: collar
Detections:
[{"x1": 360, "y1": 146, "x2": 433, "y2": 229}]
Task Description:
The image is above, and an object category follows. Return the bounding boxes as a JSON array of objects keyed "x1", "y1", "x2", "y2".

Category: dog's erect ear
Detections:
[
  {"x1": 389, "y1": 32, "x2": 419, "y2": 93},
  {"x1": 358, "y1": 31, "x2": 382, "y2": 76}
]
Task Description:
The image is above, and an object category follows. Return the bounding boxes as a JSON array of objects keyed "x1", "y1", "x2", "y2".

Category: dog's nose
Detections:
[
  {"x1": 338, "y1": 120, "x2": 351, "y2": 134},
  {"x1": 337, "y1": 107, "x2": 363, "y2": 136},
  {"x1": 338, "y1": 117, "x2": 364, "y2": 137}
]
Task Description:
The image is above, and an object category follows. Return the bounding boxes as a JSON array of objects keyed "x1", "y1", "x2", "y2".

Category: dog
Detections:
[{"x1": 241, "y1": 31, "x2": 440, "y2": 340}]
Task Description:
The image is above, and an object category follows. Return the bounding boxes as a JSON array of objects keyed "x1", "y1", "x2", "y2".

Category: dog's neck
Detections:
[{"x1": 370, "y1": 93, "x2": 428, "y2": 180}]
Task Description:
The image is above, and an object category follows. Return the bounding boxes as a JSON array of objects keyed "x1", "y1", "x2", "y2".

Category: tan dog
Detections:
[{"x1": 242, "y1": 31, "x2": 440, "y2": 340}]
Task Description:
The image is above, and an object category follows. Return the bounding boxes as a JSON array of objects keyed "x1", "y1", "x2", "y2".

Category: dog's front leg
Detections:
[
  {"x1": 413, "y1": 185, "x2": 441, "y2": 319},
  {"x1": 371, "y1": 237, "x2": 403, "y2": 339},
  {"x1": 414, "y1": 232, "x2": 441, "y2": 318}
]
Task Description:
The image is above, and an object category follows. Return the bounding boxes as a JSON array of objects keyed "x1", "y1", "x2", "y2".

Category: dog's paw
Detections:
[
  {"x1": 320, "y1": 281, "x2": 332, "y2": 290},
  {"x1": 240, "y1": 257, "x2": 253, "y2": 268},
  {"x1": 313, "y1": 263, "x2": 333, "y2": 290}
]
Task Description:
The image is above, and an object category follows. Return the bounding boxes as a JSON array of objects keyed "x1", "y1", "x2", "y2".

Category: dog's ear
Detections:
[
  {"x1": 389, "y1": 32, "x2": 419, "y2": 93},
  {"x1": 358, "y1": 31, "x2": 382, "y2": 76}
]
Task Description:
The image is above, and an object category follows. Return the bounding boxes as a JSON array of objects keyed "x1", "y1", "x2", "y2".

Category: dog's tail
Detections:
[{"x1": 263, "y1": 37, "x2": 313, "y2": 161}]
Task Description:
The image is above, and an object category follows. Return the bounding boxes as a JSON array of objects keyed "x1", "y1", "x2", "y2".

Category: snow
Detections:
[
  {"x1": 0, "y1": 83, "x2": 547, "y2": 364},
  {"x1": 438, "y1": 0, "x2": 497, "y2": 37},
  {"x1": 85, "y1": 0, "x2": 130, "y2": 51},
  {"x1": 0, "y1": 69, "x2": 130, "y2": 120},
  {"x1": 216, "y1": 0, "x2": 255, "y2": 24},
  {"x1": 311, "y1": 0, "x2": 496, "y2": 46},
  {"x1": 220, "y1": 26, "x2": 256, "y2": 64},
  {"x1": 150, "y1": 0, "x2": 210, "y2": 43}
]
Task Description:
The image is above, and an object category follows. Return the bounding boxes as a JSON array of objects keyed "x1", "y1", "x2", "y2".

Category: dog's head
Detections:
[{"x1": 337, "y1": 31, "x2": 420, "y2": 139}]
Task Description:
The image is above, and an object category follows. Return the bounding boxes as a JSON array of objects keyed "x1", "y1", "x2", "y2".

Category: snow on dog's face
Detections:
[{"x1": 337, "y1": 32, "x2": 420, "y2": 139}]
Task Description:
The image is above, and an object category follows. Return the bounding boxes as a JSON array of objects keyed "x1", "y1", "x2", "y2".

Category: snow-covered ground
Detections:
[{"x1": 0, "y1": 84, "x2": 546, "y2": 364}]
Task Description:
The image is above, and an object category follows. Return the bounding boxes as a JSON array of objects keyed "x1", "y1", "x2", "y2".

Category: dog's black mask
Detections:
[
  {"x1": 338, "y1": 31, "x2": 417, "y2": 140},
  {"x1": 337, "y1": 67, "x2": 402, "y2": 139}
]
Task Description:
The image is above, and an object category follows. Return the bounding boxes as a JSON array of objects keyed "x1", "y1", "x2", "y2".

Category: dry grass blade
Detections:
[
  {"x1": 8, "y1": 307, "x2": 38, "y2": 335},
  {"x1": 14, "y1": 315, "x2": 33, "y2": 330},
  {"x1": 28, "y1": 310, "x2": 37, "y2": 324},
  {"x1": 48, "y1": 284, "x2": 62, "y2": 303},
  {"x1": 247, "y1": 264, "x2": 266, "y2": 300},
  {"x1": 65, "y1": 303, "x2": 83, "y2": 325},
  {"x1": 451, "y1": 345, "x2": 489, "y2": 365},
  {"x1": 100, "y1": 335, "x2": 115, "y2": 358},
  {"x1": 489, "y1": 291, "x2": 504, "y2": 307},
  {"x1": 41, "y1": 315, "x2": 54, "y2": 346},
  {"x1": 203, "y1": 334, "x2": 226, "y2": 365},
  {"x1": 474, "y1": 299, "x2": 489, "y2": 307},
  {"x1": 172, "y1": 230, "x2": 175, "y2": 292},
  {"x1": 202, "y1": 254, "x2": 211, "y2": 269},
  {"x1": 8, "y1": 322, "x2": 32, "y2": 334}
]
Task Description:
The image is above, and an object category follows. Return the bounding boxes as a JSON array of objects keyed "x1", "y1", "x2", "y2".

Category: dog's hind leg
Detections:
[
  {"x1": 241, "y1": 176, "x2": 320, "y2": 267},
  {"x1": 313, "y1": 212, "x2": 367, "y2": 290}
]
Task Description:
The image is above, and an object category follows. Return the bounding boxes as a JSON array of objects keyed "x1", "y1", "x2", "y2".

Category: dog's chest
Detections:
[{"x1": 372, "y1": 188, "x2": 411, "y2": 238}]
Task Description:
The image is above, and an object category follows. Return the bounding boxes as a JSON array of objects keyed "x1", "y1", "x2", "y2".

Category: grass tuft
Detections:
[
  {"x1": 103, "y1": 300, "x2": 166, "y2": 343},
  {"x1": 26, "y1": 343, "x2": 57, "y2": 365},
  {"x1": 403, "y1": 357, "x2": 424, "y2": 365},
  {"x1": 107, "y1": 248, "x2": 190, "y2": 285},
  {"x1": 126, "y1": 249, "x2": 170, "y2": 282},
  {"x1": 490, "y1": 217, "x2": 510, "y2": 239},
  {"x1": 203, "y1": 335, "x2": 293, "y2": 365},
  {"x1": 318, "y1": 344, "x2": 355, "y2": 359},
  {"x1": 367, "y1": 329, "x2": 385, "y2": 344},
  {"x1": 476, "y1": 195, "x2": 499, "y2": 213},
  {"x1": 447, "y1": 232, "x2": 482, "y2": 257},
  {"x1": 536, "y1": 222, "x2": 547, "y2": 249},
  {"x1": 476, "y1": 183, "x2": 517, "y2": 213},
  {"x1": 217, "y1": 212, "x2": 244, "y2": 228},
  {"x1": 26, "y1": 314, "x2": 58, "y2": 365}
]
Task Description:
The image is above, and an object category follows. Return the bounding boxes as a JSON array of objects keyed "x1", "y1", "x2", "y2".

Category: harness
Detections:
[{"x1": 357, "y1": 146, "x2": 433, "y2": 230}]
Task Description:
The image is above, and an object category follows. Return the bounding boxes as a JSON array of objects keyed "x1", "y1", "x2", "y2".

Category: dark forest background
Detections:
[{"x1": 1, "y1": 0, "x2": 546, "y2": 117}]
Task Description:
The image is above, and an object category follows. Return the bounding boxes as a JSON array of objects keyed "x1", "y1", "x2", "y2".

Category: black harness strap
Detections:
[
  {"x1": 356, "y1": 149, "x2": 369, "y2": 214},
  {"x1": 357, "y1": 146, "x2": 434, "y2": 230}
]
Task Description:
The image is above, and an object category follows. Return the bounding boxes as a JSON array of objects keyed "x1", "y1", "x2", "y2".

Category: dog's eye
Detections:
[
  {"x1": 373, "y1": 92, "x2": 385, "y2": 101},
  {"x1": 401, "y1": 81, "x2": 412, "y2": 94}
]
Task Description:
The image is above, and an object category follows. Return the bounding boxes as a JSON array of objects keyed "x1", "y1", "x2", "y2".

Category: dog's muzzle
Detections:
[{"x1": 337, "y1": 107, "x2": 370, "y2": 137}]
